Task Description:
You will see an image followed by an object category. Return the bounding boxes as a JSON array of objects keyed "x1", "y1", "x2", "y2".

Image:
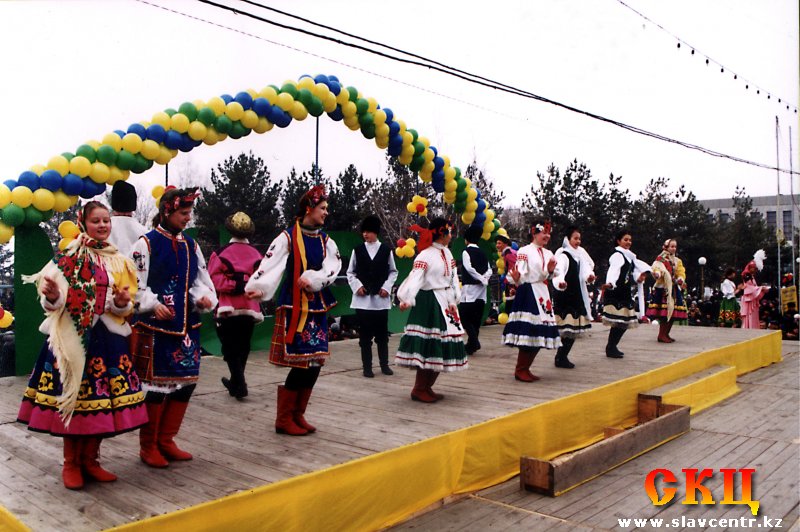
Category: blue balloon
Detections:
[
  {"x1": 474, "y1": 212, "x2": 486, "y2": 225},
  {"x1": 388, "y1": 135, "x2": 404, "y2": 156},
  {"x1": 3, "y1": 179, "x2": 17, "y2": 190},
  {"x1": 433, "y1": 157, "x2": 445, "y2": 171},
  {"x1": 146, "y1": 124, "x2": 167, "y2": 144},
  {"x1": 220, "y1": 94, "x2": 233, "y2": 104},
  {"x1": 79, "y1": 178, "x2": 101, "y2": 199},
  {"x1": 328, "y1": 81, "x2": 341, "y2": 95},
  {"x1": 164, "y1": 130, "x2": 183, "y2": 150},
  {"x1": 432, "y1": 174, "x2": 445, "y2": 193},
  {"x1": 327, "y1": 107, "x2": 344, "y2": 121},
  {"x1": 511, "y1": 242, "x2": 519, "y2": 251},
  {"x1": 127, "y1": 123, "x2": 147, "y2": 138},
  {"x1": 475, "y1": 188, "x2": 481, "y2": 199},
  {"x1": 17, "y1": 171, "x2": 40, "y2": 190},
  {"x1": 476, "y1": 199, "x2": 486, "y2": 213},
  {"x1": 252, "y1": 97, "x2": 271, "y2": 117},
  {"x1": 383, "y1": 108, "x2": 394, "y2": 123},
  {"x1": 234, "y1": 91, "x2": 253, "y2": 110},
  {"x1": 328, "y1": 74, "x2": 340, "y2": 83},
  {"x1": 179, "y1": 133, "x2": 195, "y2": 152},
  {"x1": 430, "y1": 145, "x2": 438, "y2": 156},
  {"x1": 40, "y1": 170, "x2": 63, "y2": 191},
  {"x1": 62, "y1": 173, "x2": 84, "y2": 195},
  {"x1": 271, "y1": 107, "x2": 291, "y2": 128},
  {"x1": 313, "y1": 74, "x2": 329, "y2": 85},
  {"x1": 432, "y1": 169, "x2": 445, "y2": 181},
  {"x1": 114, "y1": 129, "x2": 127, "y2": 139},
  {"x1": 388, "y1": 120, "x2": 400, "y2": 137}
]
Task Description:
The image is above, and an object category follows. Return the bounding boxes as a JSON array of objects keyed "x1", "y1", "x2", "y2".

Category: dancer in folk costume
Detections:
[
  {"x1": 107, "y1": 180, "x2": 147, "y2": 257},
  {"x1": 502, "y1": 220, "x2": 561, "y2": 382},
  {"x1": 718, "y1": 267, "x2": 742, "y2": 327},
  {"x1": 646, "y1": 239, "x2": 688, "y2": 343},
  {"x1": 496, "y1": 233, "x2": 518, "y2": 306},
  {"x1": 18, "y1": 201, "x2": 147, "y2": 489},
  {"x1": 347, "y1": 215, "x2": 398, "y2": 378},
  {"x1": 458, "y1": 224, "x2": 492, "y2": 356},
  {"x1": 740, "y1": 250, "x2": 768, "y2": 329},
  {"x1": 551, "y1": 226, "x2": 596, "y2": 369},
  {"x1": 130, "y1": 187, "x2": 217, "y2": 467},
  {"x1": 245, "y1": 186, "x2": 341, "y2": 435},
  {"x1": 600, "y1": 229, "x2": 652, "y2": 358},
  {"x1": 208, "y1": 212, "x2": 264, "y2": 399},
  {"x1": 396, "y1": 218, "x2": 467, "y2": 402}
]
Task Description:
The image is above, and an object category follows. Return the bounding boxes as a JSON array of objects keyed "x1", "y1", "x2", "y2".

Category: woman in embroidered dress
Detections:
[
  {"x1": 18, "y1": 201, "x2": 146, "y2": 490},
  {"x1": 502, "y1": 219, "x2": 561, "y2": 382},
  {"x1": 245, "y1": 186, "x2": 341, "y2": 435},
  {"x1": 551, "y1": 226, "x2": 596, "y2": 369},
  {"x1": 600, "y1": 229, "x2": 652, "y2": 358},
  {"x1": 395, "y1": 218, "x2": 466, "y2": 402},
  {"x1": 130, "y1": 187, "x2": 217, "y2": 467},
  {"x1": 646, "y1": 239, "x2": 688, "y2": 343},
  {"x1": 740, "y1": 250, "x2": 768, "y2": 329},
  {"x1": 718, "y1": 267, "x2": 742, "y2": 327}
]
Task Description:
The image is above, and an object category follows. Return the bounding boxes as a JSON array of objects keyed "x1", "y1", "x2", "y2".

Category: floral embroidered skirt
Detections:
[
  {"x1": 270, "y1": 307, "x2": 330, "y2": 368},
  {"x1": 718, "y1": 298, "x2": 741, "y2": 327},
  {"x1": 17, "y1": 321, "x2": 147, "y2": 437},
  {"x1": 395, "y1": 289, "x2": 467, "y2": 372},
  {"x1": 646, "y1": 286, "x2": 688, "y2": 320},
  {"x1": 502, "y1": 283, "x2": 561, "y2": 349}
]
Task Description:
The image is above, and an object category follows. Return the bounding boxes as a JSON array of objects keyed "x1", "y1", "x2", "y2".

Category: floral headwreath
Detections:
[
  {"x1": 532, "y1": 221, "x2": 552, "y2": 235},
  {"x1": 304, "y1": 185, "x2": 328, "y2": 208},
  {"x1": 161, "y1": 186, "x2": 200, "y2": 215}
]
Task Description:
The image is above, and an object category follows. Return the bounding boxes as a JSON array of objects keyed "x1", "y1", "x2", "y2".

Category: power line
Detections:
[
  {"x1": 140, "y1": 0, "x2": 799, "y2": 176},
  {"x1": 614, "y1": 0, "x2": 798, "y2": 115}
]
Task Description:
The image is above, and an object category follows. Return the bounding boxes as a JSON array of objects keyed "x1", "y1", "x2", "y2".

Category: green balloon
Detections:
[
  {"x1": 407, "y1": 129, "x2": 419, "y2": 142},
  {"x1": 75, "y1": 144, "x2": 97, "y2": 164},
  {"x1": 41, "y1": 209, "x2": 54, "y2": 221},
  {"x1": 456, "y1": 178, "x2": 467, "y2": 192},
  {"x1": 61, "y1": 152, "x2": 75, "y2": 161},
  {"x1": 409, "y1": 154, "x2": 425, "y2": 172},
  {"x1": 1, "y1": 204, "x2": 25, "y2": 227},
  {"x1": 413, "y1": 141, "x2": 425, "y2": 157},
  {"x1": 346, "y1": 86, "x2": 358, "y2": 102},
  {"x1": 296, "y1": 89, "x2": 313, "y2": 107},
  {"x1": 178, "y1": 102, "x2": 198, "y2": 122},
  {"x1": 164, "y1": 108, "x2": 177, "y2": 117},
  {"x1": 454, "y1": 167, "x2": 461, "y2": 179},
  {"x1": 197, "y1": 107, "x2": 216, "y2": 126},
  {"x1": 215, "y1": 115, "x2": 233, "y2": 134},
  {"x1": 355, "y1": 98, "x2": 369, "y2": 115},
  {"x1": 454, "y1": 200, "x2": 467, "y2": 213},
  {"x1": 228, "y1": 122, "x2": 248, "y2": 139},
  {"x1": 498, "y1": 302, "x2": 506, "y2": 313},
  {"x1": 358, "y1": 112, "x2": 374, "y2": 128},
  {"x1": 131, "y1": 154, "x2": 149, "y2": 174},
  {"x1": 280, "y1": 83, "x2": 298, "y2": 99},
  {"x1": 96, "y1": 145, "x2": 118, "y2": 166},
  {"x1": 360, "y1": 123, "x2": 375, "y2": 140},
  {"x1": 456, "y1": 190, "x2": 468, "y2": 203},
  {"x1": 307, "y1": 97, "x2": 324, "y2": 117},
  {"x1": 22, "y1": 206, "x2": 43, "y2": 227},
  {"x1": 115, "y1": 150, "x2": 135, "y2": 171}
]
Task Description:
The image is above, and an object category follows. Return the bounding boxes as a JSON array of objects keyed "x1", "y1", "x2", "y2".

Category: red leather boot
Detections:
[
  {"x1": 82, "y1": 437, "x2": 117, "y2": 482},
  {"x1": 158, "y1": 399, "x2": 193, "y2": 460},
  {"x1": 139, "y1": 402, "x2": 169, "y2": 468},
  {"x1": 514, "y1": 351, "x2": 539, "y2": 382},
  {"x1": 293, "y1": 388, "x2": 316, "y2": 433},
  {"x1": 411, "y1": 369, "x2": 438, "y2": 403},
  {"x1": 276, "y1": 386, "x2": 308, "y2": 435},
  {"x1": 62, "y1": 437, "x2": 84, "y2": 490}
]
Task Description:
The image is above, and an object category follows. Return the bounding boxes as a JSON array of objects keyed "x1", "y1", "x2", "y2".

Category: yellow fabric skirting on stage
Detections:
[{"x1": 2, "y1": 332, "x2": 779, "y2": 532}]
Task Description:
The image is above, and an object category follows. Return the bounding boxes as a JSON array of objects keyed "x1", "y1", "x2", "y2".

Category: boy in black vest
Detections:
[
  {"x1": 346, "y1": 216, "x2": 398, "y2": 377},
  {"x1": 459, "y1": 225, "x2": 492, "y2": 355}
]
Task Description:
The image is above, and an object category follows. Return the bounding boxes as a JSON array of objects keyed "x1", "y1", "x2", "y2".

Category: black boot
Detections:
[
  {"x1": 377, "y1": 342, "x2": 393, "y2": 375},
  {"x1": 554, "y1": 337, "x2": 575, "y2": 368},
  {"x1": 606, "y1": 327, "x2": 626, "y2": 358},
  {"x1": 360, "y1": 344, "x2": 374, "y2": 378}
]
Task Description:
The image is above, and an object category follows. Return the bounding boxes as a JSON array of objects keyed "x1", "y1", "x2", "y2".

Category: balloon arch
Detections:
[{"x1": 0, "y1": 73, "x2": 502, "y2": 246}]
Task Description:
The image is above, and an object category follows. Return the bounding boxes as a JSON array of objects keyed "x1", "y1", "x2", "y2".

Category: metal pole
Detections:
[
  {"x1": 165, "y1": 163, "x2": 169, "y2": 187},
  {"x1": 775, "y1": 116, "x2": 782, "y2": 306},
  {"x1": 790, "y1": 126, "x2": 797, "y2": 286},
  {"x1": 315, "y1": 117, "x2": 320, "y2": 184}
]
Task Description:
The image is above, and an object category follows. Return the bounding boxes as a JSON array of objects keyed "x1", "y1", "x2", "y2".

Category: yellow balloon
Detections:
[
  {"x1": 375, "y1": 136, "x2": 389, "y2": 150},
  {"x1": 90, "y1": 162, "x2": 110, "y2": 184},
  {"x1": 275, "y1": 93, "x2": 294, "y2": 112},
  {"x1": 203, "y1": 126, "x2": 220, "y2": 145},
  {"x1": 102, "y1": 132, "x2": 123, "y2": 151},
  {"x1": 10, "y1": 186, "x2": 33, "y2": 208},
  {"x1": 462, "y1": 211, "x2": 476, "y2": 225},
  {"x1": 152, "y1": 185, "x2": 165, "y2": 199},
  {"x1": 32, "y1": 189, "x2": 56, "y2": 211},
  {"x1": 482, "y1": 231, "x2": 492, "y2": 240},
  {"x1": 47, "y1": 155, "x2": 70, "y2": 176},
  {"x1": 187, "y1": 121, "x2": 208, "y2": 141},
  {"x1": 402, "y1": 245, "x2": 415, "y2": 258},
  {"x1": 290, "y1": 102, "x2": 308, "y2": 121},
  {"x1": 58, "y1": 220, "x2": 80, "y2": 238},
  {"x1": 52, "y1": 190, "x2": 72, "y2": 212},
  {"x1": 121, "y1": 133, "x2": 143, "y2": 154},
  {"x1": 151, "y1": 111, "x2": 172, "y2": 129},
  {"x1": 406, "y1": 238, "x2": 416, "y2": 248},
  {"x1": 418, "y1": 169, "x2": 432, "y2": 182},
  {"x1": 398, "y1": 152, "x2": 413, "y2": 165},
  {"x1": 155, "y1": 146, "x2": 173, "y2": 165},
  {"x1": 86, "y1": 140, "x2": 100, "y2": 150},
  {"x1": 225, "y1": 101, "x2": 245, "y2": 121},
  {"x1": 402, "y1": 131, "x2": 414, "y2": 146},
  {"x1": 335, "y1": 89, "x2": 350, "y2": 106},
  {"x1": 397, "y1": 120, "x2": 407, "y2": 134},
  {"x1": 401, "y1": 144, "x2": 415, "y2": 158},
  {"x1": 297, "y1": 77, "x2": 315, "y2": 90},
  {"x1": 312, "y1": 82, "x2": 330, "y2": 100},
  {"x1": 467, "y1": 188, "x2": 478, "y2": 201},
  {"x1": 343, "y1": 115, "x2": 360, "y2": 130},
  {"x1": 341, "y1": 101, "x2": 357, "y2": 118},
  {"x1": 375, "y1": 123, "x2": 390, "y2": 138},
  {"x1": 395, "y1": 246, "x2": 403, "y2": 257},
  {"x1": 322, "y1": 92, "x2": 338, "y2": 113},
  {"x1": 69, "y1": 156, "x2": 91, "y2": 177},
  {"x1": 443, "y1": 192, "x2": 456, "y2": 204},
  {"x1": 258, "y1": 87, "x2": 278, "y2": 104},
  {"x1": 496, "y1": 258, "x2": 505, "y2": 268},
  {"x1": 0, "y1": 310, "x2": 13, "y2": 327},
  {"x1": 69, "y1": 195, "x2": 80, "y2": 206},
  {"x1": 498, "y1": 312, "x2": 509, "y2": 324},
  {"x1": 373, "y1": 109, "x2": 387, "y2": 126},
  {"x1": 366, "y1": 97, "x2": 378, "y2": 113},
  {"x1": 485, "y1": 209, "x2": 495, "y2": 222},
  {"x1": 444, "y1": 167, "x2": 456, "y2": 181},
  {"x1": 444, "y1": 179, "x2": 457, "y2": 193},
  {"x1": 241, "y1": 110, "x2": 259, "y2": 129},
  {"x1": 0, "y1": 184, "x2": 10, "y2": 208},
  {"x1": 0, "y1": 222, "x2": 13, "y2": 244},
  {"x1": 58, "y1": 237, "x2": 74, "y2": 251},
  {"x1": 206, "y1": 97, "x2": 226, "y2": 116},
  {"x1": 406, "y1": 202, "x2": 416, "y2": 213},
  {"x1": 140, "y1": 139, "x2": 161, "y2": 160},
  {"x1": 29, "y1": 164, "x2": 46, "y2": 176},
  {"x1": 170, "y1": 113, "x2": 190, "y2": 134}
]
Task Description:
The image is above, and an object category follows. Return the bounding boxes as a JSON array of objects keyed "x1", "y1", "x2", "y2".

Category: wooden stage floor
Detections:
[{"x1": 0, "y1": 325, "x2": 787, "y2": 531}]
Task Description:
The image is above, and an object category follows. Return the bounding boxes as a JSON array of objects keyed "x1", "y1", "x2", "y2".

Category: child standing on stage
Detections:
[
  {"x1": 245, "y1": 186, "x2": 341, "y2": 435},
  {"x1": 131, "y1": 187, "x2": 217, "y2": 467},
  {"x1": 502, "y1": 220, "x2": 561, "y2": 382},
  {"x1": 18, "y1": 201, "x2": 146, "y2": 489},
  {"x1": 718, "y1": 267, "x2": 742, "y2": 327},
  {"x1": 396, "y1": 218, "x2": 467, "y2": 402},
  {"x1": 600, "y1": 229, "x2": 652, "y2": 358},
  {"x1": 459, "y1": 224, "x2": 492, "y2": 356},
  {"x1": 347, "y1": 215, "x2": 398, "y2": 378},
  {"x1": 208, "y1": 212, "x2": 264, "y2": 399}
]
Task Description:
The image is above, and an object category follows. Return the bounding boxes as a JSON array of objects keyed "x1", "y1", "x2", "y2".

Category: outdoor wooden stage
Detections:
[{"x1": 0, "y1": 325, "x2": 786, "y2": 531}]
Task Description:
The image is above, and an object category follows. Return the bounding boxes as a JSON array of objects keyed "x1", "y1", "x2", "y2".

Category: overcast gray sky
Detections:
[{"x1": 0, "y1": 0, "x2": 797, "y2": 208}]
